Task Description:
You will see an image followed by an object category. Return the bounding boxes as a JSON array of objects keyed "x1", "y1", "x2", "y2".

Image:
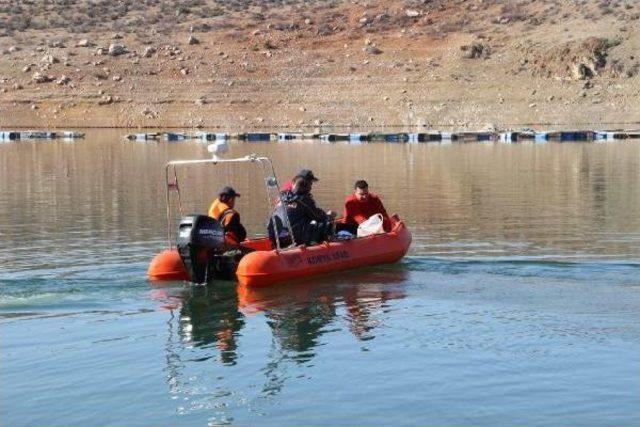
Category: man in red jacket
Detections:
[{"x1": 340, "y1": 180, "x2": 391, "y2": 234}]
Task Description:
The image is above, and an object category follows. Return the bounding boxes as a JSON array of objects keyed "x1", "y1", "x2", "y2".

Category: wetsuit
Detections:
[{"x1": 269, "y1": 190, "x2": 332, "y2": 246}]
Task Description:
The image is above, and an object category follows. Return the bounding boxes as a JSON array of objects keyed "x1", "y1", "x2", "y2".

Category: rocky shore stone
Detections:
[
  {"x1": 461, "y1": 42, "x2": 490, "y2": 59},
  {"x1": 143, "y1": 46, "x2": 156, "y2": 58},
  {"x1": 42, "y1": 54, "x2": 59, "y2": 64},
  {"x1": 32, "y1": 72, "x2": 53, "y2": 83},
  {"x1": 108, "y1": 44, "x2": 126, "y2": 56},
  {"x1": 363, "y1": 46, "x2": 382, "y2": 55},
  {"x1": 56, "y1": 75, "x2": 71, "y2": 85}
]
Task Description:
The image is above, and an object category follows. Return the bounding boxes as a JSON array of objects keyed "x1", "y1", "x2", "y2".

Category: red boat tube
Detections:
[
  {"x1": 236, "y1": 217, "x2": 411, "y2": 287},
  {"x1": 148, "y1": 249, "x2": 189, "y2": 281}
]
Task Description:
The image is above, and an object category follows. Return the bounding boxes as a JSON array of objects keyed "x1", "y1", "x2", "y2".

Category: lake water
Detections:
[{"x1": 1, "y1": 131, "x2": 639, "y2": 426}]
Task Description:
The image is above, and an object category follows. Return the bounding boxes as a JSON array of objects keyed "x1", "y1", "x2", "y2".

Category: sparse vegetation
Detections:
[{"x1": 0, "y1": 0, "x2": 638, "y2": 128}]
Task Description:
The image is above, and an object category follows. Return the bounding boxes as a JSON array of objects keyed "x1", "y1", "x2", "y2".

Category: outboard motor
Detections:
[{"x1": 176, "y1": 215, "x2": 237, "y2": 284}]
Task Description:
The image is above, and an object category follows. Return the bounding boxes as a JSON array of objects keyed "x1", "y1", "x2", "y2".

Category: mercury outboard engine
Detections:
[{"x1": 176, "y1": 215, "x2": 238, "y2": 284}]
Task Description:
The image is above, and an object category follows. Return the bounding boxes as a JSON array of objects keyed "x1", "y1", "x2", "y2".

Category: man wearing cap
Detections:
[
  {"x1": 281, "y1": 169, "x2": 318, "y2": 192},
  {"x1": 208, "y1": 186, "x2": 247, "y2": 246},
  {"x1": 269, "y1": 175, "x2": 336, "y2": 246}
]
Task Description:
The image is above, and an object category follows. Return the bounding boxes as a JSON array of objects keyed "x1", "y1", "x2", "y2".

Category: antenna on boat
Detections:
[{"x1": 207, "y1": 140, "x2": 229, "y2": 161}]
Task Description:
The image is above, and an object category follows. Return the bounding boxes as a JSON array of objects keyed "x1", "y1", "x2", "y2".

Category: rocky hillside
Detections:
[{"x1": 1, "y1": 0, "x2": 639, "y2": 129}]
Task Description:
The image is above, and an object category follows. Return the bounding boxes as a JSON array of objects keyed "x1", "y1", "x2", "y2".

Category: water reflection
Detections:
[
  {"x1": 151, "y1": 282, "x2": 244, "y2": 365},
  {"x1": 151, "y1": 267, "x2": 407, "y2": 399},
  {"x1": 179, "y1": 283, "x2": 245, "y2": 365},
  {"x1": 238, "y1": 267, "x2": 407, "y2": 348}
]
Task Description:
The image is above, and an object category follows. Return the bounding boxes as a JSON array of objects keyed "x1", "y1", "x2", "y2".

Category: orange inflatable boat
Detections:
[
  {"x1": 148, "y1": 215, "x2": 411, "y2": 287},
  {"x1": 147, "y1": 154, "x2": 411, "y2": 287}
]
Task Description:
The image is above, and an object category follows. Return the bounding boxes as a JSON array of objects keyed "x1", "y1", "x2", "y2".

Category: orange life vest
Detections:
[
  {"x1": 208, "y1": 199, "x2": 234, "y2": 226},
  {"x1": 208, "y1": 198, "x2": 243, "y2": 246}
]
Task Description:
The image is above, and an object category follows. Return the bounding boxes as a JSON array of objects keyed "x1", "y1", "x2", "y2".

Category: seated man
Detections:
[
  {"x1": 208, "y1": 186, "x2": 247, "y2": 246},
  {"x1": 339, "y1": 180, "x2": 391, "y2": 235},
  {"x1": 269, "y1": 176, "x2": 335, "y2": 247}
]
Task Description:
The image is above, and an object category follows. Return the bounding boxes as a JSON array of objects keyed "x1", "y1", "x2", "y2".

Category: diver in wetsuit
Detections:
[{"x1": 268, "y1": 176, "x2": 336, "y2": 247}]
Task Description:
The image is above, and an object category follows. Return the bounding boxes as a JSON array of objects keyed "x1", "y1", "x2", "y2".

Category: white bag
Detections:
[{"x1": 357, "y1": 214, "x2": 385, "y2": 237}]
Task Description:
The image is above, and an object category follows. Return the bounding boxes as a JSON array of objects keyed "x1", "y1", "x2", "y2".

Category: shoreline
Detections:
[
  {"x1": 4, "y1": 128, "x2": 639, "y2": 145},
  {"x1": 2, "y1": 122, "x2": 640, "y2": 131}
]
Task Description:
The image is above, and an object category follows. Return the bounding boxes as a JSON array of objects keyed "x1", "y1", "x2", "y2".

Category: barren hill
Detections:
[{"x1": 1, "y1": 0, "x2": 639, "y2": 129}]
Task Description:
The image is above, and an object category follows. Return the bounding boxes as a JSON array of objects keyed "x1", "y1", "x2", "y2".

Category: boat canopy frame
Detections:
[{"x1": 164, "y1": 154, "x2": 296, "y2": 251}]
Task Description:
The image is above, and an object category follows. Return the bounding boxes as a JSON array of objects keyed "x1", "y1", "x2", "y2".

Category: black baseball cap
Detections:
[
  {"x1": 219, "y1": 186, "x2": 241, "y2": 197},
  {"x1": 295, "y1": 169, "x2": 319, "y2": 182}
]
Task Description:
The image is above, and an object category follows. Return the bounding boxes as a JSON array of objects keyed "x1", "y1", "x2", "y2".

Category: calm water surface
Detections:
[{"x1": 1, "y1": 131, "x2": 639, "y2": 426}]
